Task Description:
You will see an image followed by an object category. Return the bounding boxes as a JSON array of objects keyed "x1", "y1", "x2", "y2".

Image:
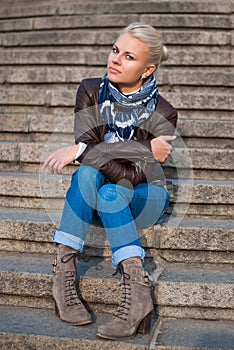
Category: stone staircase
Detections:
[{"x1": 0, "y1": 0, "x2": 233, "y2": 348}]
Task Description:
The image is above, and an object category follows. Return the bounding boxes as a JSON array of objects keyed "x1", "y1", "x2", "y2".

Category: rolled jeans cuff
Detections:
[
  {"x1": 53, "y1": 229, "x2": 84, "y2": 252},
  {"x1": 112, "y1": 245, "x2": 146, "y2": 268}
]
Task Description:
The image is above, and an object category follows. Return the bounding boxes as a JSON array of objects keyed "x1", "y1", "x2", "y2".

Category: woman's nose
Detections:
[{"x1": 112, "y1": 53, "x2": 121, "y2": 65}]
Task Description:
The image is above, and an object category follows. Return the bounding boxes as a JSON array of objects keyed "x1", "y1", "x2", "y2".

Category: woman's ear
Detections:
[{"x1": 141, "y1": 64, "x2": 157, "y2": 79}]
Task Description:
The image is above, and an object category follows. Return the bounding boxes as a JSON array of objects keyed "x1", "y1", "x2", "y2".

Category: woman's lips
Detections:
[{"x1": 109, "y1": 67, "x2": 121, "y2": 74}]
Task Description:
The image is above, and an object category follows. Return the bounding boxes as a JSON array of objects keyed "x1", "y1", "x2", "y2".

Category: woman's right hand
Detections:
[
  {"x1": 42, "y1": 144, "x2": 79, "y2": 174},
  {"x1": 150, "y1": 135, "x2": 176, "y2": 163}
]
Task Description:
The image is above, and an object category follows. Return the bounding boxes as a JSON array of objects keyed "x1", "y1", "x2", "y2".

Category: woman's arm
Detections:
[
  {"x1": 42, "y1": 144, "x2": 79, "y2": 174},
  {"x1": 74, "y1": 79, "x2": 177, "y2": 185}
]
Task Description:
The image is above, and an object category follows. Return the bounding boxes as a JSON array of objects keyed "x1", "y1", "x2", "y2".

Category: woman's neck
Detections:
[
  {"x1": 117, "y1": 81, "x2": 143, "y2": 95},
  {"x1": 123, "y1": 88, "x2": 141, "y2": 96}
]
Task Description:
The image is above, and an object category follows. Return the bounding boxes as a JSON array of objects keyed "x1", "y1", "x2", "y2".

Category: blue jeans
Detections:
[{"x1": 54, "y1": 165, "x2": 170, "y2": 267}]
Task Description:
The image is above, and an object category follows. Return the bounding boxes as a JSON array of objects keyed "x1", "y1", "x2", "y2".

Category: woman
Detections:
[{"x1": 43, "y1": 22, "x2": 177, "y2": 340}]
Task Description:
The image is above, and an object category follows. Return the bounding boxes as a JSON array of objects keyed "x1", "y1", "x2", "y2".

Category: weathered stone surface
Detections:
[
  {"x1": 1, "y1": 252, "x2": 233, "y2": 316},
  {"x1": 34, "y1": 14, "x2": 140, "y2": 30},
  {"x1": 2, "y1": 67, "x2": 105, "y2": 84},
  {"x1": 0, "y1": 173, "x2": 69, "y2": 198},
  {"x1": 141, "y1": 14, "x2": 233, "y2": 29},
  {"x1": 2, "y1": 67, "x2": 233, "y2": 87},
  {"x1": 0, "y1": 142, "x2": 18, "y2": 162},
  {"x1": 0, "y1": 87, "x2": 233, "y2": 111},
  {"x1": 0, "y1": 18, "x2": 33, "y2": 32},
  {"x1": 0, "y1": 49, "x2": 88, "y2": 65},
  {"x1": 162, "y1": 92, "x2": 234, "y2": 110},
  {"x1": 0, "y1": 114, "x2": 29, "y2": 132},
  {"x1": 175, "y1": 203, "x2": 234, "y2": 218},
  {"x1": 4, "y1": 29, "x2": 230, "y2": 47},
  {"x1": 0, "y1": 88, "x2": 46, "y2": 106},
  {"x1": 0, "y1": 3, "x2": 57, "y2": 19},
  {"x1": 0, "y1": 306, "x2": 152, "y2": 350},
  {"x1": 177, "y1": 119, "x2": 234, "y2": 137},
  {"x1": 28, "y1": 113, "x2": 74, "y2": 133},
  {"x1": 159, "y1": 69, "x2": 234, "y2": 87},
  {"x1": 168, "y1": 148, "x2": 234, "y2": 170},
  {"x1": 158, "y1": 218, "x2": 234, "y2": 251},
  {"x1": 1, "y1": 174, "x2": 233, "y2": 210},
  {"x1": 157, "y1": 265, "x2": 234, "y2": 308},
  {"x1": 152, "y1": 317, "x2": 234, "y2": 349},
  {"x1": 3, "y1": 30, "x2": 98, "y2": 47},
  {"x1": 0, "y1": 48, "x2": 232, "y2": 66},
  {"x1": 158, "y1": 305, "x2": 234, "y2": 321},
  {"x1": 1, "y1": 141, "x2": 231, "y2": 170},
  {"x1": 60, "y1": 1, "x2": 233, "y2": 16},
  {"x1": 159, "y1": 250, "x2": 234, "y2": 264},
  {"x1": 0, "y1": 209, "x2": 233, "y2": 262}
]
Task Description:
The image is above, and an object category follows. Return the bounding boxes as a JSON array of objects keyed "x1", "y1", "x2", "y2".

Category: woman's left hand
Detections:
[{"x1": 42, "y1": 144, "x2": 79, "y2": 174}]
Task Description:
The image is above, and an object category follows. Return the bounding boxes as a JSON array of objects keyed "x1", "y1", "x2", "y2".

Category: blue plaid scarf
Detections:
[{"x1": 98, "y1": 73, "x2": 158, "y2": 143}]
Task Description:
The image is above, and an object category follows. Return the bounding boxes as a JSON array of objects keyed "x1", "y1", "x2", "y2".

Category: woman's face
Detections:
[{"x1": 107, "y1": 33, "x2": 155, "y2": 94}]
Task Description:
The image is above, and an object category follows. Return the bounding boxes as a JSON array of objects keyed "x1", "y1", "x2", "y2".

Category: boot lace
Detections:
[
  {"x1": 53, "y1": 251, "x2": 89, "y2": 307},
  {"x1": 114, "y1": 271, "x2": 131, "y2": 321},
  {"x1": 112, "y1": 264, "x2": 153, "y2": 321}
]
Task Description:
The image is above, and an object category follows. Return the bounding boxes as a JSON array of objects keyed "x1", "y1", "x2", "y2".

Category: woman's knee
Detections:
[
  {"x1": 97, "y1": 184, "x2": 131, "y2": 213},
  {"x1": 98, "y1": 184, "x2": 118, "y2": 202}
]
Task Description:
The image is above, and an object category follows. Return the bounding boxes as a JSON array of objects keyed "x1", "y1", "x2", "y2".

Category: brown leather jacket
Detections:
[{"x1": 74, "y1": 78, "x2": 177, "y2": 187}]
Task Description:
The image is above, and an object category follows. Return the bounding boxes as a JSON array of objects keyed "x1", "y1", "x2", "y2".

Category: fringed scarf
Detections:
[{"x1": 98, "y1": 73, "x2": 158, "y2": 143}]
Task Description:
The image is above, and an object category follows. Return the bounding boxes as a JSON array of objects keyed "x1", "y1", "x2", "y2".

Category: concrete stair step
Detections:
[
  {"x1": 0, "y1": 0, "x2": 232, "y2": 19},
  {"x1": 1, "y1": 67, "x2": 233, "y2": 87},
  {"x1": 0, "y1": 207, "x2": 233, "y2": 264},
  {"x1": 1, "y1": 13, "x2": 233, "y2": 32},
  {"x1": 0, "y1": 172, "x2": 233, "y2": 202},
  {"x1": 0, "y1": 88, "x2": 233, "y2": 110},
  {"x1": 156, "y1": 263, "x2": 234, "y2": 320},
  {"x1": 0, "y1": 48, "x2": 232, "y2": 66},
  {"x1": 1, "y1": 141, "x2": 233, "y2": 173},
  {"x1": 1, "y1": 29, "x2": 232, "y2": 47},
  {"x1": 0, "y1": 305, "x2": 234, "y2": 350},
  {"x1": 1, "y1": 114, "x2": 233, "y2": 139},
  {"x1": 0, "y1": 251, "x2": 233, "y2": 319},
  {"x1": 1, "y1": 11, "x2": 217, "y2": 30},
  {"x1": 151, "y1": 317, "x2": 234, "y2": 349},
  {"x1": 0, "y1": 305, "x2": 154, "y2": 350},
  {"x1": 0, "y1": 173, "x2": 233, "y2": 218}
]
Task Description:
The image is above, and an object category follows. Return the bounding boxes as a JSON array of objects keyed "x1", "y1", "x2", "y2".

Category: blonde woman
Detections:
[{"x1": 43, "y1": 22, "x2": 177, "y2": 340}]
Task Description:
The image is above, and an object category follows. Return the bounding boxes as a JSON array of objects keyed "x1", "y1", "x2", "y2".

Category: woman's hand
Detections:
[
  {"x1": 42, "y1": 144, "x2": 79, "y2": 174},
  {"x1": 150, "y1": 135, "x2": 176, "y2": 163}
]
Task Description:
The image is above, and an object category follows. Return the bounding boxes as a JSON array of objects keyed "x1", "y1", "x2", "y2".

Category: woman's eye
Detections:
[
  {"x1": 126, "y1": 54, "x2": 134, "y2": 60},
  {"x1": 112, "y1": 47, "x2": 118, "y2": 54}
]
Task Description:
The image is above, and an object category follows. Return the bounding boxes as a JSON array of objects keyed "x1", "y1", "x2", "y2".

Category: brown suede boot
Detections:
[
  {"x1": 96, "y1": 259, "x2": 154, "y2": 340},
  {"x1": 52, "y1": 245, "x2": 92, "y2": 325}
]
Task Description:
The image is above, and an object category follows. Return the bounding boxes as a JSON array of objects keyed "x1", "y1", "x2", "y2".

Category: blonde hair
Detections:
[{"x1": 120, "y1": 22, "x2": 169, "y2": 66}]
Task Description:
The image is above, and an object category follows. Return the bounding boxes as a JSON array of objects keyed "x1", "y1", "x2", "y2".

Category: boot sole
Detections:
[
  {"x1": 96, "y1": 310, "x2": 153, "y2": 340},
  {"x1": 60, "y1": 317, "x2": 92, "y2": 326},
  {"x1": 55, "y1": 300, "x2": 92, "y2": 326}
]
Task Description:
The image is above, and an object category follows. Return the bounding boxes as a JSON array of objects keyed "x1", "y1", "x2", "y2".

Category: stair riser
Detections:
[
  {"x1": 1, "y1": 68, "x2": 233, "y2": 87},
  {"x1": 1, "y1": 271, "x2": 233, "y2": 320},
  {"x1": 1, "y1": 14, "x2": 233, "y2": 32},
  {"x1": 0, "y1": 219, "x2": 233, "y2": 262},
  {"x1": 0, "y1": 88, "x2": 233, "y2": 110},
  {"x1": 1, "y1": 30, "x2": 232, "y2": 48},
  {"x1": 1, "y1": 240, "x2": 234, "y2": 265},
  {"x1": 0, "y1": 49, "x2": 233, "y2": 66},
  {"x1": 0, "y1": 0, "x2": 232, "y2": 20},
  {"x1": 1, "y1": 143, "x2": 233, "y2": 171}
]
